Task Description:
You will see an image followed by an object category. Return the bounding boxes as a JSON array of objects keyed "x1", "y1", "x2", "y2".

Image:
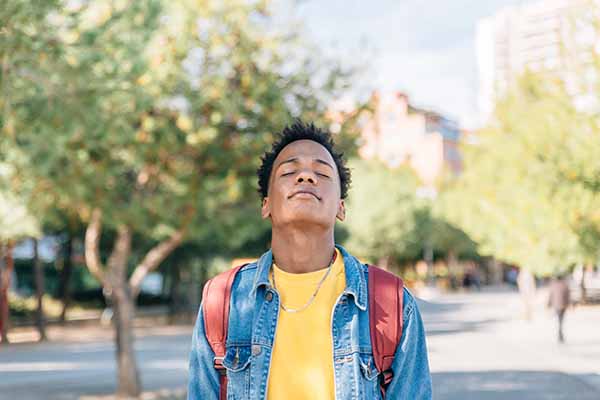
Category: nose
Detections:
[{"x1": 296, "y1": 169, "x2": 317, "y2": 185}]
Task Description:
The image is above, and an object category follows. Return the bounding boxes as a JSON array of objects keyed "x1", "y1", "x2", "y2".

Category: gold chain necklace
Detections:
[{"x1": 271, "y1": 251, "x2": 336, "y2": 313}]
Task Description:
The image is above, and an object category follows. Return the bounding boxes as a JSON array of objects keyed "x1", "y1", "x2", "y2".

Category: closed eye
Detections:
[
  {"x1": 316, "y1": 173, "x2": 330, "y2": 178},
  {"x1": 281, "y1": 172, "x2": 295, "y2": 177}
]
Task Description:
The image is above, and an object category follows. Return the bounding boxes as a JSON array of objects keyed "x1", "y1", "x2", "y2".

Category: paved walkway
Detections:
[
  {"x1": 1, "y1": 286, "x2": 598, "y2": 399},
  {"x1": 421, "y1": 285, "x2": 600, "y2": 399},
  {"x1": 0, "y1": 324, "x2": 191, "y2": 400}
]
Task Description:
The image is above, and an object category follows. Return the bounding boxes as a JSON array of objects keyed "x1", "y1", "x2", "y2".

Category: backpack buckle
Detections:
[
  {"x1": 378, "y1": 369, "x2": 394, "y2": 388},
  {"x1": 213, "y1": 356, "x2": 226, "y2": 376}
]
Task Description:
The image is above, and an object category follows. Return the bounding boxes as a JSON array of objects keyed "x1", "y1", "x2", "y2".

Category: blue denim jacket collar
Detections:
[{"x1": 249, "y1": 244, "x2": 367, "y2": 311}]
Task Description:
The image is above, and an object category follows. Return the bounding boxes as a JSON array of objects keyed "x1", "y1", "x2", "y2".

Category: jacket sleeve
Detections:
[
  {"x1": 385, "y1": 288, "x2": 432, "y2": 399},
  {"x1": 187, "y1": 302, "x2": 220, "y2": 400}
]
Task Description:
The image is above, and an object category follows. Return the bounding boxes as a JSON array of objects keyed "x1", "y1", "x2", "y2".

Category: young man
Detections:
[{"x1": 188, "y1": 122, "x2": 432, "y2": 399}]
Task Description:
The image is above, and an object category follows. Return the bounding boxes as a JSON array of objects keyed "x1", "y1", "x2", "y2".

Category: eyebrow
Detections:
[{"x1": 276, "y1": 157, "x2": 334, "y2": 171}]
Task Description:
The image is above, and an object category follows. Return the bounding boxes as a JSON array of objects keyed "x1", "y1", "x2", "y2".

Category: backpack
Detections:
[{"x1": 202, "y1": 263, "x2": 404, "y2": 399}]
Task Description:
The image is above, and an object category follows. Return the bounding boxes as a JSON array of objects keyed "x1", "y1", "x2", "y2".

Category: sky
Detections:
[{"x1": 292, "y1": 0, "x2": 539, "y2": 129}]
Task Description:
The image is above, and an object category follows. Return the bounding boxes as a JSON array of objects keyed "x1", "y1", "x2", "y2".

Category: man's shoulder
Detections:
[
  {"x1": 209, "y1": 261, "x2": 258, "y2": 280},
  {"x1": 401, "y1": 286, "x2": 418, "y2": 317},
  {"x1": 203, "y1": 261, "x2": 258, "y2": 296},
  {"x1": 363, "y1": 263, "x2": 418, "y2": 318}
]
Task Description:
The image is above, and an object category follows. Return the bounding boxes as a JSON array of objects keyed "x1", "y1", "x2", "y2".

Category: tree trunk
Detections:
[
  {"x1": 33, "y1": 238, "x2": 47, "y2": 341},
  {"x1": 488, "y1": 259, "x2": 503, "y2": 285},
  {"x1": 517, "y1": 268, "x2": 536, "y2": 321},
  {"x1": 424, "y1": 240, "x2": 434, "y2": 284},
  {"x1": 168, "y1": 262, "x2": 180, "y2": 325},
  {"x1": 0, "y1": 241, "x2": 15, "y2": 344},
  {"x1": 59, "y1": 234, "x2": 74, "y2": 323},
  {"x1": 84, "y1": 207, "x2": 188, "y2": 398},
  {"x1": 112, "y1": 284, "x2": 141, "y2": 398},
  {"x1": 446, "y1": 251, "x2": 458, "y2": 290},
  {"x1": 580, "y1": 265, "x2": 587, "y2": 304},
  {"x1": 108, "y1": 226, "x2": 141, "y2": 398}
]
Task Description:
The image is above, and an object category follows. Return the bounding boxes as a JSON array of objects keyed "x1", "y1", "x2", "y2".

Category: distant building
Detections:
[
  {"x1": 356, "y1": 91, "x2": 461, "y2": 186},
  {"x1": 476, "y1": 0, "x2": 593, "y2": 122}
]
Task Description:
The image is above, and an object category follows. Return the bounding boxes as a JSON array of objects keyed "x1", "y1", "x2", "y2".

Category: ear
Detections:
[
  {"x1": 336, "y1": 199, "x2": 346, "y2": 222},
  {"x1": 261, "y1": 197, "x2": 271, "y2": 219}
]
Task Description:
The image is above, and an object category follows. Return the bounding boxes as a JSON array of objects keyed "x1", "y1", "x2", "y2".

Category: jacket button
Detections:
[
  {"x1": 252, "y1": 344, "x2": 262, "y2": 356},
  {"x1": 265, "y1": 292, "x2": 273, "y2": 302}
]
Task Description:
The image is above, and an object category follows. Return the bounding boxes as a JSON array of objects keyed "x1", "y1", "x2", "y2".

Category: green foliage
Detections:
[
  {"x1": 424, "y1": 207, "x2": 479, "y2": 259},
  {"x1": 9, "y1": 292, "x2": 64, "y2": 319},
  {"x1": 344, "y1": 159, "x2": 421, "y2": 262},
  {"x1": 440, "y1": 69, "x2": 600, "y2": 275},
  {"x1": 343, "y1": 159, "x2": 477, "y2": 265},
  {"x1": 1, "y1": 0, "x2": 359, "y2": 248},
  {"x1": 0, "y1": 191, "x2": 40, "y2": 239}
]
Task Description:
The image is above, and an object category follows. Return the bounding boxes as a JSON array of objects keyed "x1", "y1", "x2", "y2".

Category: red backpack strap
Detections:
[
  {"x1": 202, "y1": 264, "x2": 246, "y2": 400},
  {"x1": 368, "y1": 265, "x2": 404, "y2": 397}
]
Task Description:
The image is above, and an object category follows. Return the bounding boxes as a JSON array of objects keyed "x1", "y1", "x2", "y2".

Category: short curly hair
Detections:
[{"x1": 257, "y1": 120, "x2": 351, "y2": 199}]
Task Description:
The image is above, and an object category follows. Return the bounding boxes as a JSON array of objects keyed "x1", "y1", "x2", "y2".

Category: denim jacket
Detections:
[{"x1": 188, "y1": 245, "x2": 432, "y2": 399}]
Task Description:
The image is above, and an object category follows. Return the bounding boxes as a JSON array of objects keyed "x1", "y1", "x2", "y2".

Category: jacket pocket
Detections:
[
  {"x1": 359, "y1": 353, "x2": 379, "y2": 381},
  {"x1": 222, "y1": 345, "x2": 252, "y2": 399},
  {"x1": 358, "y1": 353, "x2": 382, "y2": 399}
]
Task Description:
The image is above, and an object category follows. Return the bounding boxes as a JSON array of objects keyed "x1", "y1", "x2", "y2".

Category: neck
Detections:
[{"x1": 271, "y1": 225, "x2": 335, "y2": 274}]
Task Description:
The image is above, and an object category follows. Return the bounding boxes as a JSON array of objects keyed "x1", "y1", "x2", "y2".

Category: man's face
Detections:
[{"x1": 261, "y1": 139, "x2": 345, "y2": 228}]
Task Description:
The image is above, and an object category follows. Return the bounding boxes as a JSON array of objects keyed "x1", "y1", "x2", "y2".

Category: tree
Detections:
[
  {"x1": 2, "y1": 0, "x2": 358, "y2": 396},
  {"x1": 439, "y1": 68, "x2": 600, "y2": 314},
  {"x1": 0, "y1": 191, "x2": 40, "y2": 343},
  {"x1": 344, "y1": 159, "x2": 422, "y2": 267},
  {"x1": 439, "y1": 2, "x2": 600, "y2": 308},
  {"x1": 343, "y1": 159, "x2": 477, "y2": 272},
  {"x1": 32, "y1": 237, "x2": 46, "y2": 340}
]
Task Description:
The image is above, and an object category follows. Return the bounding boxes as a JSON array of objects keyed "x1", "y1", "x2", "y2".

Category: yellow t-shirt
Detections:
[{"x1": 267, "y1": 248, "x2": 346, "y2": 400}]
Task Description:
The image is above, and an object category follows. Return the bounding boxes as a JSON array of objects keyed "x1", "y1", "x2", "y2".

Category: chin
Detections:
[{"x1": 277, "y1": 209, "x2": 333, "y2": 228}]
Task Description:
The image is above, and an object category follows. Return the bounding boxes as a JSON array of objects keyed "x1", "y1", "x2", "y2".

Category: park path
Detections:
[{"x1": 1, "y1": 285, "x2": 598, "y2": 399}]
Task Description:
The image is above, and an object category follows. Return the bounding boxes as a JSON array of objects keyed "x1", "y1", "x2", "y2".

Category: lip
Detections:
[{"x1": 289, "y1": 190, "x2": 320, "y2": 200}]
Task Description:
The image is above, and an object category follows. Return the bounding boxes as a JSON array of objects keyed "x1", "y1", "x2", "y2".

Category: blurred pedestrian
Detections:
[
  {"x1": 547, "y1": 275, "x2": 570, "y2": 343},
  {"x1": 462, "y1": 271, "x2": 472, "y2": 289},
  {"x1": 472, "y1": 267, "x2": 482, "y2": 291},
  {"x1": 518, "y1": 269, "x2": 536, "y2": 321}
]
